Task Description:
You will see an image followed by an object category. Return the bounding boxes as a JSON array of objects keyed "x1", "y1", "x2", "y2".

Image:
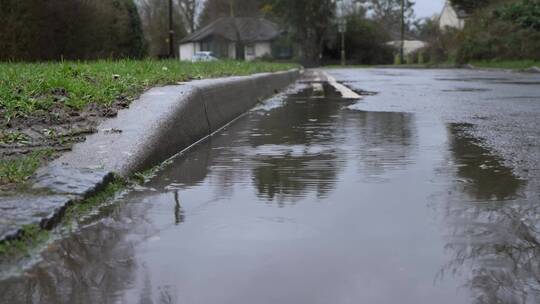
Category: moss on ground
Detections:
[
  {"x1": 0, "y1": 224, "x2": 49, "y2": 257},
  {"x1": 63, "y1": 178, "x2": 126, "y2": 225}
]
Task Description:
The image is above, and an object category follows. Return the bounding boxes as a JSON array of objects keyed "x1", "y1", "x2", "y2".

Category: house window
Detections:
[
  {"x1": 246, "y1": 44, "x2": 255, "y2": 56},
  {"x1": 200, "y1": 41, "x2": 210, "y2": 52}
]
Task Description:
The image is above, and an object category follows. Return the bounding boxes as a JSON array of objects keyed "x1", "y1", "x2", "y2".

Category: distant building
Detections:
[
  {"x1": 386, "y1": 29, "x2": 428, "y2": 62},
  {"x1": 439, "y1": 0, "x2": 468, "y2": 30},
  {"x1": 386, "y1": 40, "x2": 428, "y2": 56},
  {"x1": 179, "y1": 17, "x2": 287, "y2": 61}
]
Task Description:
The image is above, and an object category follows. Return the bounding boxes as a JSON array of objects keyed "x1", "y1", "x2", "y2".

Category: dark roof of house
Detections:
[{"x1": 180, "y1": 17, "x2": 281, "y2": 44}]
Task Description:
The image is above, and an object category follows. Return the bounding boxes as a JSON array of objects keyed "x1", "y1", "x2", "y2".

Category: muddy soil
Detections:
[{"x1": 0, "y1": 98, "x2": 130, "y2": 190}]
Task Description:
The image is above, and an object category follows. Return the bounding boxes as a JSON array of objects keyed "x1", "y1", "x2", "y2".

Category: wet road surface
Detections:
[{"x1": 1, "y1": 68, "x2": 539, "y2": 304}]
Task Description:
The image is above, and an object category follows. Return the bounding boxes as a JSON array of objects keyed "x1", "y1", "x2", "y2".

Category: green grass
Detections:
[
  {"x1": 0, "y1": 149, "x2": 54, "y2": 185},
  {"x1": 0, "y1": 59, "x2": 298, "y2": 124},
  {"x1": 470, "y1": 60, "x2": 540, "y2": 70}
]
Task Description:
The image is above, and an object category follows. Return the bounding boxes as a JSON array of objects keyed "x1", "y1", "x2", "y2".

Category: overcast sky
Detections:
[{"x1": 414, "y1": 0, "x2": 445, "y2": 18}]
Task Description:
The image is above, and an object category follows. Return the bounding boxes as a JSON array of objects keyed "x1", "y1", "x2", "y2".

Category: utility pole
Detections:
[
  {"x1": 341, "y1": 30, "x2": 346, "y2": 66},
  {"x1": 337, "y1": 0, "x2": 346, "y2": 66},
  {"x1": 229, "y1": 0, "x2": 235, "y2": 17},
  {"x1": 169, "y1": 0, "x2": 175, "y2": 58},
  {"x1": 400, "y1": 0, "x2": 405, "y2": 64}
]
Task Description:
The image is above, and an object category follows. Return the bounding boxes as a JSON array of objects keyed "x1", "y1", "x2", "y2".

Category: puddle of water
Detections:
[
  {"x1": 442, "y1": 88, "x2": 492, "y2": 93},
  {"x1": 447, "y1": 123, "x2": 525, "y2": 201},
  {"x1": 0, "y1": 80, "x2": 537, "y2": 304},
  {"x1": 436, "y1": 123, "x2": 539, "y2": 304}
]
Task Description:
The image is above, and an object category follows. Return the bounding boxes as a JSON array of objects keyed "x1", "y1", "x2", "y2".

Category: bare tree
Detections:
[
  {"x1": 367, "y1": 0, "x2": 415, "y2": 38},
  {"x1": 139, "y1": 0, "x2": 186, "y2": 57},
  {"x1": 270, "y1": 0, "x2": 336, "y2": 67},
  {"x1": 178, "y1": 0, "x2": 198, "y2": 33},
  {"x1": 198, "y1": 0, "x2": 265, "y2": 27}
]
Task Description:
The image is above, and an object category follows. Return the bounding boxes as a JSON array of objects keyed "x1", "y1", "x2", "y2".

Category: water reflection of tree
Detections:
[
  {"x1": 146, "y1": 140, "x2": 213, "y2": 190},
  {"x1": 174, "y1": 191, "x2": 185, "y2": 225},
  {"x1": 253, "y1": 152, "x2": 341, "y2": 205},
  {"x1": 142, "y1": 90, "x2": 348, "y2": 205},
  {"x1": 250, "y1": 96, "x2": 346, "y2": 204},
  {"x1": 145, "y1": 115, "x2": 257, "y2": 201},
  {"x1": 440, "y1": 123, "x2": 540, "y2": 304},
  {"x1": 353, "y1": 111, "x2": 417, "y2": 176}
]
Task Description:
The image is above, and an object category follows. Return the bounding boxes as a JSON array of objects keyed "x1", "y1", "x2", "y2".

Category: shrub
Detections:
[
  {"x1": 456, "y1": 0, "x2": 540, "y2": 62},
  {"x1": 495, "y1": 0, "x2": 540, "y2": 30},
  {"x1": 421, "y1": 28, "x2": 464, "y2": 64},
  {"x1": 0, "y1": 0, "x2": 146, "y2": 61},
  {"x1": 323, "y1": 17, "x2": 394, "y2": 65}
]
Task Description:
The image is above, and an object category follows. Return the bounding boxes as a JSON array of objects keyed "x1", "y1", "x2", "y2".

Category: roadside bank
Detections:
[
  {"x1": 0, "y1": 69, "x2": 301, "y2": 245},
  {"x1": 0, "y1": 60, "x2": 297, "y2": 190}
]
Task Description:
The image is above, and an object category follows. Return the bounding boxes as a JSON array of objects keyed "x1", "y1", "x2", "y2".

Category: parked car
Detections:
[{"x1": 192, "y1": 52, "x2": 218, "y2": 62}]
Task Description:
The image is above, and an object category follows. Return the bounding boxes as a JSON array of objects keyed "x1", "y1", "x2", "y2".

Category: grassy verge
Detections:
[
  {"x1": 470, "y1": 60, "x2": 540, "y2": 70},
  {"x1": 0, "y1": 59, "x2": 298, "y2": 124},
  {"x1": 0, "y1": 59, "x2": 297, "y2": 188}
]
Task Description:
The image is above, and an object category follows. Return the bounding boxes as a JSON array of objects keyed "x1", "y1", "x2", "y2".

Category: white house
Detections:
[
  {"x1": 386, "y1": 40, "x2": 428, "y2": 56},
  {"x1": 179, "y1": 17, "x2": 282, "y2": 61},
  {"x1": 439, "y1": 1, "x2": 468, "y2": 30}
]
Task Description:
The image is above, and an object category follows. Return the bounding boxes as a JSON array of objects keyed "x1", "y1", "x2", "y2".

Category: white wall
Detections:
[
  {"x1": 228, "y1": 42, "x2": 236, "y2": 59},
  {"x1": 386, "y1": 40, "x2": 428, "y2": 55},
  {"x1": 245, "y1": 42, "x2": 272, "y2": 61},
  {"x1": 255, "y1": 42, "x2": 272, "y2": 58},
  {"x1": 439, "y1": 1, "x2": 465, "y2": 30},
  {"x1": 179, "y1": 43, "x2": 197, "y2": 61}
]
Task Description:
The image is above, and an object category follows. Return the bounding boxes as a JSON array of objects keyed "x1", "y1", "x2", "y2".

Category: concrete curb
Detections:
[{"x1": 0, "y1": 69, "x2": 300, "y2": 242}]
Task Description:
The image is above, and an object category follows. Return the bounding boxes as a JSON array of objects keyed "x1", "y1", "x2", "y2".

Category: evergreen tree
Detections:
[
  {"x1": 268, "y1": 0, "x2": 336, "y2": 67},
  {"x1": 0, "y1": 0, "x2": 146, "y2": 61},
  {"x1": 450, "y1": 0, "x2": 493, "y2": 14}
]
